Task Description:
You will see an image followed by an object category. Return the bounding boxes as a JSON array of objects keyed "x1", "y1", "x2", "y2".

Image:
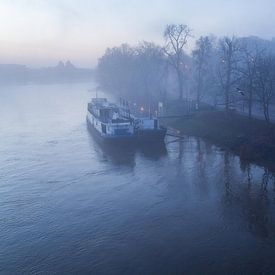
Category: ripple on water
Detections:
[{"x1": 1, "y1": 83, "x2": 275, "y2": 274}]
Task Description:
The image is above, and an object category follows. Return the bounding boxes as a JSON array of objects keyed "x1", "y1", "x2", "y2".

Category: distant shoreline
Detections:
[
  {"x1": 0, "y1": 78, "x2": 94, "y2": 87},
  {"x1": 0, "y1": 61, "x2": 94, "y2": 85}
]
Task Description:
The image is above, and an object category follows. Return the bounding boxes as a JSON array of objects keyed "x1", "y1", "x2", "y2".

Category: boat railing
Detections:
[{"x1": 108, "y1": 123, "x2": 132, "y2": 129}]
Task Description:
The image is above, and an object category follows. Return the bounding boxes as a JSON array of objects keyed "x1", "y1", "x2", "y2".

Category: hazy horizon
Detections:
[{"x1": 1, "y1": 0, "x2": 275, "y2": 68}]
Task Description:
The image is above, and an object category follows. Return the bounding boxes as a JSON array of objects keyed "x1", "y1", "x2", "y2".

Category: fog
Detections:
[
  {"x1": 2, "y1": 2, "x2": 275, "y2": 274},
  {"x1": 2, "y1": 1, "x2": 275, "y2": 122},
  {"x1": 0, "y1": 0, "x2": 275, "y2": 67}
]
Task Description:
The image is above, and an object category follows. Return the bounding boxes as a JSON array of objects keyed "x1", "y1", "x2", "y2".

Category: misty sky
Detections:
[{"x1": 0, "y1": 0, "x2": 274, "y2": 67}]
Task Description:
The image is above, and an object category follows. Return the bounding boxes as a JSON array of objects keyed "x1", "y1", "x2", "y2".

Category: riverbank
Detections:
[{"x1": 162, "y1": 110, "x2": 275, "y2": 163}]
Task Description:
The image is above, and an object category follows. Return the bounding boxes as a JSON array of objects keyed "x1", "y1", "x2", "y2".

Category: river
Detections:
[{"x1": 1, "y1": 82, "x2": 275, "y2": 274}]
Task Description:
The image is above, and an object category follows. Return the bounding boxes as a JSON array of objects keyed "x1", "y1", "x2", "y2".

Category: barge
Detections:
[
  {"x1": 87, "y1": 98, "x2": 166, "y2": 144},
  {"x1": 86, "y1": 98, "x2": 135, "y2": 144},
  {"x1": 133, "y1": 116, "x2": 167, "y2": 143}
]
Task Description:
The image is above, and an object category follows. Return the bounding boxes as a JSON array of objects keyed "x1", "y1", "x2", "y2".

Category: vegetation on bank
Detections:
[
  {"x1": 95, "y1": 23, "x2": 275, "y2": 164},
  {"x1": 95, "y1": 24, "x2": 275, "y2": 123},
  {"x1": 163, "y1": 111, "x2": 275, "y2": 162}
]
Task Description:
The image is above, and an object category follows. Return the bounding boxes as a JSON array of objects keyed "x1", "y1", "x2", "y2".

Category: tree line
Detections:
[{"x1": 95, "y1": 24, "x2": 275, "y2": 122}]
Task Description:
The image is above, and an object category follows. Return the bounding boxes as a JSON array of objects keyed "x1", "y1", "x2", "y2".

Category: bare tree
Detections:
[
  {"x1": 192, "y1": 36, "x2": 214, "y2": 108},
  {"x1": 95, "y1": 42, "x2": 167, "y2": 109},
  {"x1": 238, "y1": 40, "x2": 263, "y2": 119},
  {"x1": 96, "y1": 44, "x2": 135, "y2": 97},
  {"x1": 254, "y1": 53, "x2": 275, "y2": 123},
  {"x1": 218, "y1": 36, "x2": 241, "y2": 112},
  {"x1": 135, "y1": 41, "x2": 167, "y2": 109},
  {"x1": 163, "y1": 24, "x2": 192, "y2": 100}
]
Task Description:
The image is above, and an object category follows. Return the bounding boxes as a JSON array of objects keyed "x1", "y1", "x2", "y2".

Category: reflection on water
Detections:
[
  {"x1": 221, "y1": 155, "x2": 275, "y2": 239},
  {"x1": 93, "y1": 141, "x2": 136, "y2": 168},
  {"x1": 138, "y1": 143, "x2": 168, "y2": 160},
  {"x1": 1, "y1": 83, "x2": 275, "y2": 274},
  {"x1": 88, "y1": 133, "x2": 167, "y2": 168}
]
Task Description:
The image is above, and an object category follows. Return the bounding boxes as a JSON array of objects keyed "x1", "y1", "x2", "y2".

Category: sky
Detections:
[{"x1": 0, "y1": 0, "x2": 274, "y2": 68}]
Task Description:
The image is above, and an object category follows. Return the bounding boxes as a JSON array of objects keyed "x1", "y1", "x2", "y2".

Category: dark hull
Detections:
[
  {"x1": 86, "y1": 117, "x2": 136, "y2": 146},
  {"x1": 136, "y1": 128, "x2": 167, "y2": 143},
  {"x1": 87, "y1": 117, "x2": 167, "y2": 146}
]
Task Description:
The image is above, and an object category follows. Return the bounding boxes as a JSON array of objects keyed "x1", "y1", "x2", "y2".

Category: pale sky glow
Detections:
[{"x1": 0, "y1": 0, "x2": 274, "y2": 67}]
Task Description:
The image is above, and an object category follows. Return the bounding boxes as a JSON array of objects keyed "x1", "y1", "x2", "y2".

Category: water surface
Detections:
[{"x1": 1, "y1": 83, "x2": 275, "y2": 274}]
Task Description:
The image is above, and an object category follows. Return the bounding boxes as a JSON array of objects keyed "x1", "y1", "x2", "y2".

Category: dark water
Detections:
[{"x1": 1, "y1": 83, "x2": 275, "y2": 274}]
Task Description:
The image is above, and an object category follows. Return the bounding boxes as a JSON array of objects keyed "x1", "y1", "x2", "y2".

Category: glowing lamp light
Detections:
[{"x1": 140, "y1": 106, "x2": 144, "y2": 112}]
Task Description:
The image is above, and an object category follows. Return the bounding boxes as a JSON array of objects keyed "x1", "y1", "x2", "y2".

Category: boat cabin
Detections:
[{"x1": 87, "y1": 98, "x2": 134, "y2": 138}]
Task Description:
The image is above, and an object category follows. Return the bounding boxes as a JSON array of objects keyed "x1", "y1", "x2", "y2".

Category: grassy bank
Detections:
[{"x1": 162, "y1": 111, "x2": 275, "y2": 162}]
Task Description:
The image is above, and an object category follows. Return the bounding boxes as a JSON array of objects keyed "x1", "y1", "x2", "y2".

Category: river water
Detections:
[{"x1": 1, "y1": 82, "x2": 275, "y2": 274}]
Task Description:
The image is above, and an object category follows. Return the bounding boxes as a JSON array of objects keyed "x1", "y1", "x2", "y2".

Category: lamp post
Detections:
[
  {"x1": 236, "y1": 88, "x2": 253, "y2": 117},
  {"x1": 236, "y1": 87, "x2": 245, "y2": 112}
]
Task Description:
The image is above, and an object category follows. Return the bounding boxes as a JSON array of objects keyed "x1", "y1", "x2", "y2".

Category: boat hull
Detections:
[
  {"x1": 136, "y1": 128, "x2": 167, "y2": 143},
  {"x1": 86, "y1": 117, "x2": 136, "y2": 146}
]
